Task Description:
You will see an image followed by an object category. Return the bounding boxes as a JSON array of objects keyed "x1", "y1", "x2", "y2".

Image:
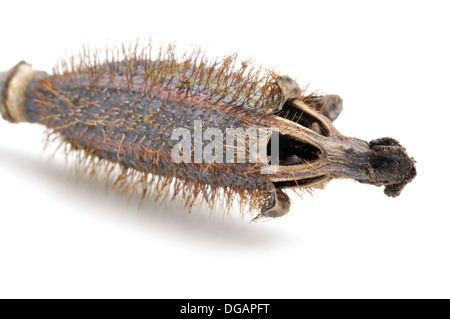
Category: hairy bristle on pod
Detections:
[{"x1": 23, "y1": 43, "x2": 288, "y2": 215}]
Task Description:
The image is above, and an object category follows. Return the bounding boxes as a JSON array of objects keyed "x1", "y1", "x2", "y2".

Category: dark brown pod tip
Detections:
[{"x1": 367, "y1": 137, "x2": 417, "y2": 197}]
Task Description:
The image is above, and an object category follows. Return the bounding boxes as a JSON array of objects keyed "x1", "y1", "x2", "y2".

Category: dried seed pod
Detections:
[{"x1": 0, "y1": 43, "x2": 416, "y2": 220}]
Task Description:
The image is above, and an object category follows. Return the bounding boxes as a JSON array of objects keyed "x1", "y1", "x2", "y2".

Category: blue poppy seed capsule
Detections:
[{"x1": 0, "y1": 44, "x2": 416, "y2": 220}]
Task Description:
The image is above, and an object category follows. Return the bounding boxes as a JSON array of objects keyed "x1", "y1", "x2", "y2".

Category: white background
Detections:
[{"x1": 0, "y1": 0, "x2": 448, "y2": 298}]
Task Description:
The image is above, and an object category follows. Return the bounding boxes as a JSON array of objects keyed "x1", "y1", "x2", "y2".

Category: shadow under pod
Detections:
[{"x1": 0, "y1": 147, "x2": 293, "y2": 249}]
